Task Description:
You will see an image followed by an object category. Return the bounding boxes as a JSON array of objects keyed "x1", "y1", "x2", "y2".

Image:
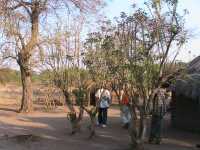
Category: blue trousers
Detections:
[
  {"x1": 98, "y1": 108, "x2": 108, "y2": 125},
  {"x1": 149, "y1": 114, "x2": 162, "y2": 143}
]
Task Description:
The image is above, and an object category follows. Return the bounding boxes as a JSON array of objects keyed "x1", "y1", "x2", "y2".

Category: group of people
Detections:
[
  {"x1": 91, "y1": 85, "x2": 168, "y2": 145},
  {"x1": 91, "y1": 86, "x2": 132, "y2": 128}
]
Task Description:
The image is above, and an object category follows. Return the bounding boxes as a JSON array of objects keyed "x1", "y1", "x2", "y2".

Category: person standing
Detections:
[
  {"x1": 120, "y1": 90, "x2": 131, "y2": 129},
  {"x1": 149, "y1": 88, "x2": 166, "y2": 144},
  {"x1": 95, "y1": 87, "x2": 111, "y2": 127}
]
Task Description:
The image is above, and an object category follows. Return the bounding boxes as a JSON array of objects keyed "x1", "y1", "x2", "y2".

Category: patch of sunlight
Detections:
[
  {"x1": 99, "y1": 134, "x2": 121, "y2": 141},
  {"x1": 0, "y1": 116, "x2": 54, "y2": 130},
  {"x1": 164, "y1": 138, "x2": 194, "y2": 147}
]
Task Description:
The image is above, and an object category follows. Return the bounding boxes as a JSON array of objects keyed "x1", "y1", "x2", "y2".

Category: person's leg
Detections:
[
  {"x1": 121, "y1": 105, "x2": 129, "y2": 129},
  {"x1": 124, "y1": 106, "x2": 129, "y2": 122},
  {"x1": 149, "y1": 115, "x2": 157, "y2": 143},
  {"x1": 102, "y1": 108, "x2": 108, "y2": 126},
  {"x1": 149, "y1": 115, "x2": 162, "y2": 144},
  {"x1": 105, "y1": 108, "x2": 108, "y2": 124},
  {"x1": 125, "y1": 106, "x2": 131, "y2": 128},
  {"x1": 98, "y1": 108, "x2": 103, "y2": 125},
  {"x1": 121, "y1": 105, "x2": 127, "y2": 124},
  {"x1": 127, "y1": 107, "x2": 131, "y2": 123},
  {"x1": 155, "y1": 117, "x2": 162, "y2": 144}
]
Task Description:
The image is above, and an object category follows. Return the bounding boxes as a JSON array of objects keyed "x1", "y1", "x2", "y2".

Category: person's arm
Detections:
[
  {"x1": 95, "y1": 90, "x2": 100, "y2": 99},
  {"x1": 95, "y1": 90, "x2": 100, "y2": 106},
  {"x1": 107, "y1": 91, "x2": 112, "y2": 105}
]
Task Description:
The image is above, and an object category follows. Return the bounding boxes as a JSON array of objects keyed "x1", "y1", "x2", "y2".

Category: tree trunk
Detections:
[
  {"x1": 129, "y1": 117, "x2": 145, "y2": 150},
  {"x1": 82, "y1": 106, "x2": 97, "y2": 138},
  {"x1": 63, "y1": 90, "x2": 84, "y2": 135},
  {"x1": 18, "y1": 2, "x2": 39, "y2": 113},
  {"x1": 19, "y1": 64, "x2": 33, "y2": 113},
  {"x1": 88, "y1": 112, "x2": 96, "y2": 138},
  {"x1": 129, "y1": 105, "x2": 147, "y2": 150},
  {"x1": 70, "y1": 107, "x2": 84, "y2": 135}
]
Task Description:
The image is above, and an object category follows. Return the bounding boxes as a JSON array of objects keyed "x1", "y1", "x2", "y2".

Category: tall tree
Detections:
[
  {"x1": 0, "y1": 0, "x2": 103, "y2": 112},
  {"x1": 84, "y1": 0, "x2": 187, "y2": 149}
]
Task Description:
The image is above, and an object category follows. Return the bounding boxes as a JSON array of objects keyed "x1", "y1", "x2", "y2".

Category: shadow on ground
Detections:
[{"x1": 0, "y1": 107, "x2": 199, "y2": 150}]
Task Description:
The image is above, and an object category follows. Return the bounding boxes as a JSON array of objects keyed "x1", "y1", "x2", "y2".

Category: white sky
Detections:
[
  {"x1": 104, "y1": 0, "x2": 200, "y2": 62},
  {"x1": 1, "y1": 0, "x2": 199, "y2": 70}
]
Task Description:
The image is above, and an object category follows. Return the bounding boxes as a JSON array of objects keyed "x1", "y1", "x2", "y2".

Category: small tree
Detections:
[
  {"x1": 84, "y1": 0, "x2": 187, "y2": 148},
  {"x1": 84, "y1": 21, "x2": 127, "y2": 104},
  {"x1": 119, "y1": 1, "x2": 187, "y2": 149},
  {"x1": 43, "y1": 20, "x2": 99, "y2": 137},
  {"x1": 42, "y1": 22, "x2": 84, "y2": 134}
]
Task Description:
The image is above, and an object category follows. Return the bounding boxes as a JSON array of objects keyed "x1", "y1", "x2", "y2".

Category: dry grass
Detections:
[
  {"x1": 0, "y1": 83, "x2": 199, "y2": 150},
  {"x1": 0, "y1": 84, "x2": 21, "y2": 106},
  {"x1": 0, "y1": 83, "x2": 65, "y2": 111}
]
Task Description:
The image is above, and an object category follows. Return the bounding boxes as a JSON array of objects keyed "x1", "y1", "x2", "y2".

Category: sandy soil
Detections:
[
  {"x1": 0, "y1": 84, "x2": 199, "y2": 150},
  {"x1": 0, "y1": 105, "x2": 199, "y2": 150}
]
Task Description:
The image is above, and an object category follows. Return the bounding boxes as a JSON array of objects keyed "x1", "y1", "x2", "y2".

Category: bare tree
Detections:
[
  {"x1": 41, "y1": 19, "x2": 86, "y2": 134},
  {"x1": 0, "y1": 0, "x2": 104, "y2": 112}
]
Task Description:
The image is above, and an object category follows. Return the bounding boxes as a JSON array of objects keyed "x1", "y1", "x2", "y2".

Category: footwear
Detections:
[
  {"x1": 96, "y1": 124, "x2": 101, "y2": 127},
  {"x1": 155, "y1": 139, "x2": 161, "y2": 145},
  {"x1": 122, "y1": 123, "x2": 129, "y2": 129},
  {"x1": 102, "y1": 124, "x2": 107, "y2": 128},
  {"x1": 148, "y1": 138, "x2": 154, "y2": 144},
  {"x1": 96, "y1": 121, "x2": 100, "y2": 126}
]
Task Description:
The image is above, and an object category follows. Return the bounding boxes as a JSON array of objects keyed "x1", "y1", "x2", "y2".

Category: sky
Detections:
[
  {"x1": 1, "y1": 0, "x2": 199, "y2": 71},
  {"x1": 103, "y1": 0, "x2": 200, "y2": 62}
]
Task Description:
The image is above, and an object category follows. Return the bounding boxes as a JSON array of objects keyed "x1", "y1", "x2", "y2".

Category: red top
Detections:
[{"x1": 122, "y1": 94, "x2": 129, "y2": 105}]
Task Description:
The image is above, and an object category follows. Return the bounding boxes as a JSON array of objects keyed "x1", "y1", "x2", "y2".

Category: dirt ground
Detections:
[
  {"x1": 0, "y1": 84, "x2": 199, "y2": 150},
  {"x1": 0, "y1": 105, "x2": 199, "y2": 150}
]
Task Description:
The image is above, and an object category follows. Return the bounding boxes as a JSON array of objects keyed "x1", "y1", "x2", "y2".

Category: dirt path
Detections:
[
  {"x1": 0, "y1": 106, "x2": 199, "y2": 150},
  {"x1": 0, "y1": 107, "x2": 130, "y2": 150}
]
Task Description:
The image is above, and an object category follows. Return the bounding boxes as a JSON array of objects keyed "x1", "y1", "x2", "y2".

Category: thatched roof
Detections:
[
  {"x1": 175, "y1": 56, "x2": 200, "y2": 101},
  {"x1": 176, "y1": 74, "x2": 200, "y2": 101},
  {"x1": 188, "y1": 56, "x2": 200, "y2": 73}
]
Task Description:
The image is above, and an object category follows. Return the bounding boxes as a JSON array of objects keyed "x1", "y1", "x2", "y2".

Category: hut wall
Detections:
[{"x1": 171, "y1": 94, "x2": 200, "y2": 133}]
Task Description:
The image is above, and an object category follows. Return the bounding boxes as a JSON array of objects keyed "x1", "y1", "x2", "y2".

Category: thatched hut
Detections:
[
  {"x1": 188, "y1": 56, "x2": 200, "y2": 73},
  {"x1": 171, "y1": 56, "x2": 200, "y2": 133}
]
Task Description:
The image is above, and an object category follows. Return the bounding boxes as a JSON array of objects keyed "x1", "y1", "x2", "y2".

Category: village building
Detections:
[{"x1": 171, "y1": 56, "x2": 200, "y2": 133}]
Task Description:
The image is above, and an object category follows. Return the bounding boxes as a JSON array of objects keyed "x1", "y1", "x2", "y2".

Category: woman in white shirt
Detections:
[{"x1": 95, "y1": 88, "x2": 111, "y2": 127}]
